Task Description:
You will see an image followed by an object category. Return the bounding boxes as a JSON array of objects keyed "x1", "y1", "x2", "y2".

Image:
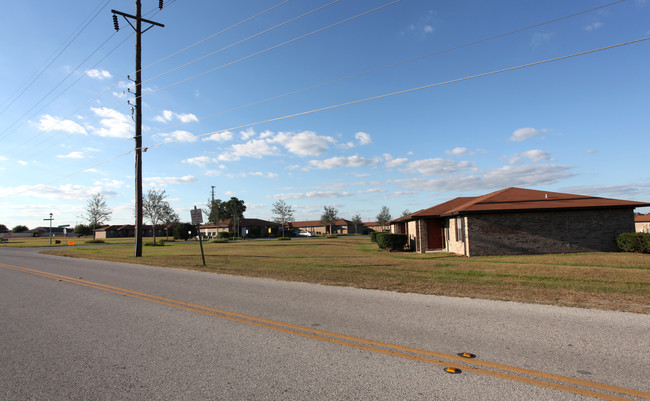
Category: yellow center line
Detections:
[{"x1": 2, "y1": 262, "x2": 647, "y2": 401}]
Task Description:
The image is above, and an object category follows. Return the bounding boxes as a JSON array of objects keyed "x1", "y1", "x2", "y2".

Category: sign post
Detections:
[
  {"x1": 190, "y1": 206, "x2": 206, "y2": 266},
  {"x1": 43, "y1": 213, "x2": 53, "y2": 246}
]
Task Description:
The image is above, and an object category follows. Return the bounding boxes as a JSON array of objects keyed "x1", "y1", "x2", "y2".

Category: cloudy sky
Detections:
[{"x1": 1, "y1": 0, "x2": 649, "y2": 230}]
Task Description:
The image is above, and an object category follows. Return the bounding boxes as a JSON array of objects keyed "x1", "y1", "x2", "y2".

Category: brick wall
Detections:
[{"x1": 465, "y1": 208, "x2": 635, "y2": 256}]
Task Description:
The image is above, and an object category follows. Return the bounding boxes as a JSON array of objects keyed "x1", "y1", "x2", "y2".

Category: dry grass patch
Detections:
[{"x1": 43, "y1": 237, "x2": 650, "y2": 313}]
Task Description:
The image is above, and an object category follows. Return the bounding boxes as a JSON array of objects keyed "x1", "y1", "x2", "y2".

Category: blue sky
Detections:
[{"x1": 1, "y1": 0, "x2": 649, "y2": 230}]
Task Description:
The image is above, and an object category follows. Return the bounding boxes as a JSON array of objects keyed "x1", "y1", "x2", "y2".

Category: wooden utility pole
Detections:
[{"x1": 112, "y1": 1, "x2": 164, "y2": 257}]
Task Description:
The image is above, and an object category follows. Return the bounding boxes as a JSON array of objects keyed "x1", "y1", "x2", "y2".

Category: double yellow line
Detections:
[{"x1": 1, "y1": 262, "x2": 648, "y2": 401}]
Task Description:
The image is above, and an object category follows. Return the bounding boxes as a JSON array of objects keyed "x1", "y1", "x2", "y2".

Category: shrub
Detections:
[
  {"x1": 210, "y1": 238, "x2": 229, "y2": 243},
  {"x1": 277, "y1": 237, "x2": 291, "y2": 241},
  {"x1": 616, "y1": 232, "x2": 650, "y2": 253},
  {"x1": 84, "y1": 239, "x2": 105, "y2": 244},
  {"x1": 370, "y1": 232, "x2": 378, "y2": 242},
  {"x1": 325, "y1": 234, "x2": 338, "y2": 239},
  {"x1": 376, "y1": 233, "x2": 407, "y2": 252},
  {"x1": 174, "y1": 223, "x2": 195, "y2": 241},
  {"x1": 217, "y1": 231, "x2": 231, "y2": 239}
]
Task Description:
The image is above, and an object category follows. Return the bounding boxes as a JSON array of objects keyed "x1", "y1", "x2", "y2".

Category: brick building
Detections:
[{"x1": 390, "y1": 187, "x2": 650, "y2": 256}]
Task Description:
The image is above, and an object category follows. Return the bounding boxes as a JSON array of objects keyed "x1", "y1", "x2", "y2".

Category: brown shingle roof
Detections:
[
  {"x1": 444, "y1": 187, "x2": 650, "y2": 215},
  {"x1": 635, "y1": 214, "x2": 650, "y2": 222},
  {"x1": 391, "y1": 187, "x2": 650, "y2": 222}
]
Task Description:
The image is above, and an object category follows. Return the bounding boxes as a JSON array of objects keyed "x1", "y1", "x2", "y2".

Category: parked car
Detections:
[{"x1": 297, "y1": 231, "x2": 316, "y2": 237}]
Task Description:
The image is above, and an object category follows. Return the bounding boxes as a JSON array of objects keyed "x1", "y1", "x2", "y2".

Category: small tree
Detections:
[
  {"x1": 225, "y1": 197, "x2": 246, "y2": 236},
  {"x1": 320, "y1": 205, "x2": 339, "y2": 235},
  {"x1": 272, "y1": 200, "x2": 294, "y2": 237},
  {"x1": 173, "y1": 223, "x2": 195, "y2": 241},
  {"x1": 11, "y1": 225, "x2": 29, "y2": 233},
  {"x1": 205, "y1": 198, "x2": 227, "y2": 224},
  {"x1": 81, "y1": 193, "x2": 112, "y2": 239},
  {"x1": 143, "y1": 189, "x2": 177, "y2": 245},
  {"x1": 74, "y1": 224, "x2": 93, "y2": 237},
  {"x1": 350, "y1": 214, "x2": 362, "y2": 234},
  {"x1": 401, "y1": 209, "x2": 411, "y2": 217},
  {"x1": 0, "y1": 224, "x2": 9, "y2": 233},
  {"x1": 376, "y1": 206, "x2": 392, "y2": 231}
]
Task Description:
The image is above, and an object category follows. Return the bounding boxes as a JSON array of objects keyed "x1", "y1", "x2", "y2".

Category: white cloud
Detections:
[
  {"x1": 202, "y1": 131, "x2": 233, "y2": 142},
  {"x1": 584, "y1": 22, "x2": 603, "y2": 31},
  {"x1": 90, "y1": 107, "x2": 133, "y2": 138},
  {"x1": 384, "y1": 154, "x2": 409, "y2": 168},
  {"x1": 269, "y1": 131, "x2": 336, "y2": 156},
  {"x1": 358, "y1": 188, "x2": 386, "y2": 194},
  {"x1": 248, "y1": 171, "x2": 278, "y2": 179},
  {"x1": 273, "y1": 191, "x2": 353, "y2": 200},
  {"x1": 157, "y1": 130, "x2": 197, "y2": 143},
  {"x1": 0, "y1": 184, "x2": 118, "y2": 201},
  {"x1": 445, "y1": 147, "x2": 474, "y2": 156},
  {"x1": 355, "y1": 131, "x2": 372, "y2": 145},
  {"x1": 394, "y1": 164, "x2": 574, "y2": 192},
  {"x1": 309, "y1": 155, "x2": 378, "y2": 170},
  {"x1": 183, "y1": 156, "x2": 217, "y2": 167},
  {"x1": 240, "y1": 128, "x2": 256, "y2": 140},
  {"x1": 0, "y1": 156, "x2": 7, "y2": 161},
  {"x1": 509, "y1": 127, "x2": 546, "y2": 142},
  {"x1": 507, "y1": 149, "x2": 552, "y2": 164},
  {"x1": 86, "y1": 69, "x2": 112, "y2": 80},
  {"x1": 17, "y1": 160, "x2": 28, "y2": 166},
  {"x1": 143, "y1": 176, "x2": 198, "y2": 185},
  {"x1": 530, "y1": 32, "x2": 554, "y2": 48},
  {"x1": 37, "y1": 115, "x2": 87, "y2": 135},
  {"x1": 56, "y1": 151, "x2": 85, "y2": 159},
  {"x1": 423, "y1": 25, "x2": 434, "y2": 34},
  {"x1": 154, "y1": 110, "x2": 198, "y2": 124},
  {"x1": 228, "y1": 139, "x2": 280, "y2": 159},
  {"x1": 400, "y1": 158, "x2": 475, "y2": 176}
]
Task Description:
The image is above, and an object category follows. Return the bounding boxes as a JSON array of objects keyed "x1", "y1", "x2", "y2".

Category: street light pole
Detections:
[{"x1": 43, "y1": 213, "x2": 53, "y2": 246}]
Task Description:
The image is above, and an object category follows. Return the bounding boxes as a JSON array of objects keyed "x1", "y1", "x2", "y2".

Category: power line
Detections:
[
  {"x1": 139, "y1": 0, "x2": 628, "y2": 141},
  {"x1": 144, "y1": 36, "x2": 650, "y2": 151},
  {"x1": 140, "y1": 0, "x2": 340, "y2": 88},
  {"x1": 0, "y1": 0, "x2": 111, "y2": 119},
  {"x1": 2, "y1": 36, "x2": 647, "y2": 200},
  {"x1": 139, "y1": 0, "x2": 404, "y2": 100}
]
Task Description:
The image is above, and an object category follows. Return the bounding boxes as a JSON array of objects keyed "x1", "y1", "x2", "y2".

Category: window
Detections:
[{"x1": 456, "y1": 217, "x2": 464, "y2": 242}]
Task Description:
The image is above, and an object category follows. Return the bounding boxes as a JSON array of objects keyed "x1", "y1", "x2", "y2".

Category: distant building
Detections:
[{"x1": 635, "y1": 215, "x2": 650, "y2": 233}]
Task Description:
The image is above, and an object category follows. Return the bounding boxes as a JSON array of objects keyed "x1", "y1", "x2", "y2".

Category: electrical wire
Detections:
[
  {"x1": 2, "y1": 36, "x2": 647, "y2": 200},
  {"x1": 139, "y1": 0, "x2": 404, "y2": 100},
  {"x1": 143, "y1": 36, "x2": 650, "y2": 151},
  {"x1": 140, "y1": 0, "x2": 340, "y2": 88},
  {"x1": 0, "y1": 0, "x2": 112, "y2": 119},
  {"x1": 139, "y1": 0, "x2": 629, "y2": 141}
]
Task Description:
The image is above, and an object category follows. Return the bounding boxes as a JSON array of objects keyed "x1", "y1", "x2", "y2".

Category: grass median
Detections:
[{"x1": 40, "y1": 236, "x2": 650, "y2": 313}]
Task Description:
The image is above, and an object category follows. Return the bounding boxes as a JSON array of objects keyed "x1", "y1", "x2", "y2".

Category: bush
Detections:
[
  {"x1": 277, "y1": 237, "x2": 291, "y2": 241},
  {"x1": 325, "y1": 234, "x2": 338, "y2": 239},
  {"x1": 616, "y1": 232, "x2": 650, "y2": 253},
  {"x1": 210, "y1": 238, "x2": 229, "y2": 243},
  {"x1": 174, "y1": 223, "x2": 195, "y2": 241},
  {"x1": 84, "y1": 239, "x2": 105, "y2": 244},
  {"x1": 376, "y1": 233, "x2": 407, "y2": 252},
  {"x1": 370, "y1": 232, "x2": 378, "y2": 242},
  {"x1": 217, "y1": 231, "x2": 231, "y2": 239}
]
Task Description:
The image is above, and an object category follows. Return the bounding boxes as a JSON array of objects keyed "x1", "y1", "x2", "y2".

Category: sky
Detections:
[{"x1": 1, "y1": 0, "x2": 649, "y2": 231}]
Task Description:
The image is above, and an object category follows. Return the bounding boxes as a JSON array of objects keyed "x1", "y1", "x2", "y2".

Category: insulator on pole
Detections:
[
  {"x1": 159, "y1": 0, "x2": 163, "y2": 10},
  {"x1": 112, "y1": 14, "x2": 120, "y2": 31}
]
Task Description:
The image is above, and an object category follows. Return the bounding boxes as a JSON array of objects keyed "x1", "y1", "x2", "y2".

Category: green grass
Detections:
[{"x1": 39, "y1": 236, "x2": 650, "y2": 313}]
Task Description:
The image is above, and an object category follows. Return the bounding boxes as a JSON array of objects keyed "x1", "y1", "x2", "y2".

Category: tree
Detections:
[
  {"x1": 272, "y1": 200, "x2": 294, "y2": 237},
  {"x1": 225, "y1": 197, "x2": 246, "y2": 236},
  {"x1": 81, "y1": 193, "x2": 112, "y2": 239},
  {"x1": 143, "y1": 189, "x2": 177, "y2": 245},
  {"x1": 401, "y1": 209, "x2": 411, "y2": 217},
  {"x1": 11, "y1": 225, "x2": 29, "y2": 233},
  {"x1": 0, "y1": 224, "x2": 9, "y2": 233},
  {"x1": 376, "y1": 206, "x2": 392, "y2": 231},
  {"x1": 173, "y1": 223, "x2": 195, "y2": 241},
  {"x1": 350, "y1": 214, "x2": 363, "y2": 234},
  {"x1": 74, "y1": 224, "x2": 93, "y2": 237},
  {"x1": 205, "y1": 198, "x2": 227, "y2": 224},
  {"x1": 320, "y1": 205, "x2": 339, "y2": 235}
]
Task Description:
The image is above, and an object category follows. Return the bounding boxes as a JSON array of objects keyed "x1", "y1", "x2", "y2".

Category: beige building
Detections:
[{"x1": 635, "y1": 214, "x2": 650, "y2": 233}]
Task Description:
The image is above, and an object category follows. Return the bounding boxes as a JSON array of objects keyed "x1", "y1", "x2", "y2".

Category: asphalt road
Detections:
[{"x1": 1, "y1": 247, "x2": 648, "y2": 400}]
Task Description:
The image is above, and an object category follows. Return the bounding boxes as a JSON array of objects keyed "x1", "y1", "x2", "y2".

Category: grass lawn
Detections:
[{"x1": 35, "y1": 236, "x2": 650, "y2": 313}]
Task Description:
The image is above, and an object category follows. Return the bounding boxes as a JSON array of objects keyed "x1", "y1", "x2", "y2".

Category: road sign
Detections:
[
  {"x1": 58, "y1": 224, "x2": 70, "y2": 228},
  {"x1": 190, "y1": 207, "x2": 203, "y2": 225}
]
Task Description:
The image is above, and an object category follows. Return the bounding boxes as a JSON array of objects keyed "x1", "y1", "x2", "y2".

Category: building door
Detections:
[{"x1": 427, "y1": 219, "x2": 443, "y2": 249}]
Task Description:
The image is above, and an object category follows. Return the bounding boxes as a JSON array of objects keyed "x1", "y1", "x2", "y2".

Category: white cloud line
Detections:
[{"x1": 145, "y1": 36, "x2": 650, "y2": 153}]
